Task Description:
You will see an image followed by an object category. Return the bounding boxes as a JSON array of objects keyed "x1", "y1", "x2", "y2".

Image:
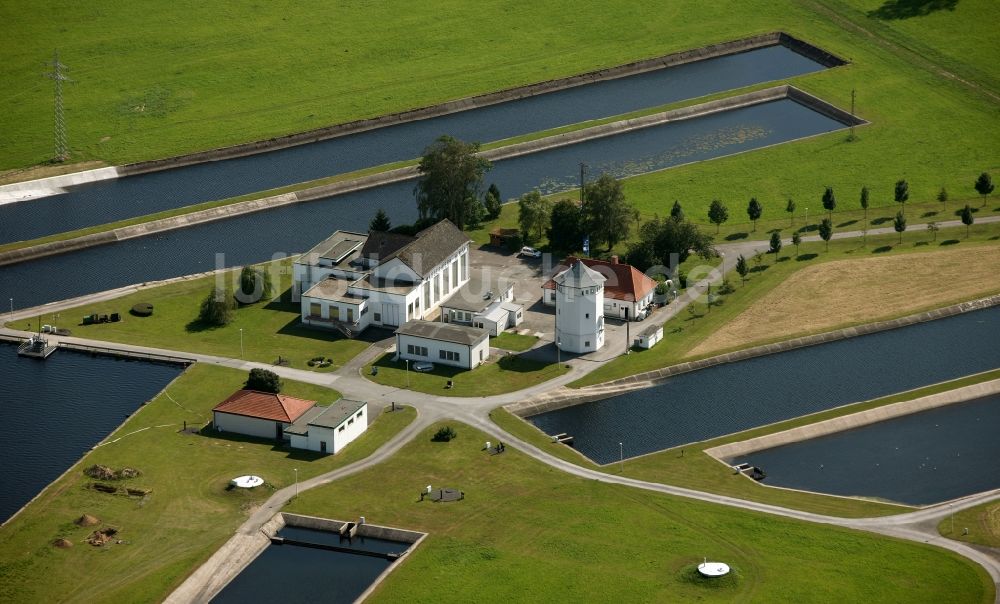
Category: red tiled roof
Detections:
[
  {"x1": 212, "y1": 389, "x2": 315, "y2": 423},
  {"x1": 542, "y1": 257, "x2": 657, "y2": 302}
]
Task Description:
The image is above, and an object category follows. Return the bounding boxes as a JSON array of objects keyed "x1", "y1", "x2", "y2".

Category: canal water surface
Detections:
[
  {"x1": 2, "y1": 97, "x2": 846, "y2": 310},
  {"x1": 0, "y1": 43, "x2": 830, "y2": 243},
  {"x1": 0, "y1": 342, "x2": 184, "y2": 523},
  {"x1": 730, "y1": 393, "x2": 1000, "y2": 505},
  {"x1": 212, "y1": 526, "x2": 410, "y2": 603},
  {"x1": 529, "y1": 306, "x2": 1000, "y2": 465}
]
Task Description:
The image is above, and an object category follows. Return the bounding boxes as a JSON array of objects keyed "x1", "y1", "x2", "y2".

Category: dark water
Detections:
[
  {"x1": 0, "y1": 342, "x2": 183, "y2": 523},
  {"x1": 529, "y1": 306, "x2": 1000, "y2": 465},
  {"x1": 1, "y1": 98, "x2": 845, "y2": 311},
  {"x1": 212, "y1": 526, "x2": 409, "y2": 604},
  {"x1": 732, "y1": 394, "x2": 1000, "y2": 505},
  {"x1": 0, "y1": 44, "x2": 828, "y2": 243}
]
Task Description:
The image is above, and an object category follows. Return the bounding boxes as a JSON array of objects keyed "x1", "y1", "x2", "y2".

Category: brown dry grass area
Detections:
[
  {"x1": 0, "y1": 160, "x2": 107, "y2": 185},
  {"x1": 689, "y1": 246, "x2": 1000, "y2": 357}
]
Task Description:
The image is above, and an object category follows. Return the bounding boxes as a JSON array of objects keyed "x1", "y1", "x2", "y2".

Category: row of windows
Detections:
[
  {"x1": 439, "y1": 350, "x2": 460, "y2": 362},
  {"x1": 407, "y1": 344, "x2": 429, "y2": 357}
]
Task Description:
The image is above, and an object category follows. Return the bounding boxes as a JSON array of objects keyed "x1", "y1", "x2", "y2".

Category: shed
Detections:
[
  {"x1": 285, "y1": 399, "x2": 368, "y2": 454},
  {"x1": 635, "y1": 323, "x2": 664, "y2": 350}
]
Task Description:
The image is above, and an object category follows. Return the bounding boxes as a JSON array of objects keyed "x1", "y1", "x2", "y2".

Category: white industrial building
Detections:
[
  {"x1": 439, "y1": 272, "x2": 523, "y2": 336},
  {"x1": 543, "y1": 256, "x2": 656, "y2": 321},
  {"x1": 284, "y1": 399, "x2": 368, "y2": 455},
  {"x1": 294, "y1": 220, "x2": 471, "y2": 337},
  {"x1": 396, "y1": 320, "x2": 490, "y2": 370},
  {"x1": 552, "y1": 260, "x2": 606, "y2": 354}
]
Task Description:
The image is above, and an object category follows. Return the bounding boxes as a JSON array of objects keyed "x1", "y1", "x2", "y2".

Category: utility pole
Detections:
[
  {"x1": 579, "y1": 162, "x2": 587, "y2": 204},
  {"x1": 44, "y1": 50, "x2": 72, "y2": 162}
]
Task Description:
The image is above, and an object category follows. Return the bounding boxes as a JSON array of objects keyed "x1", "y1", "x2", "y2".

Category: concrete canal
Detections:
[
  {"x1": 729, "y1": 393, "x2": 1000, "y2": 505},
  {"x1": 0, "y1": 342, "x2": 184, "y2": 524},
  {"x1": 1, "y1": 97, "x2": 847, "y2": 310},
  {"x1": 0, "y1": 43, "x2": 831, "y2": 244},
  {"x1": 528, "y1": 306, "x2": 1000, "y2": 466}
]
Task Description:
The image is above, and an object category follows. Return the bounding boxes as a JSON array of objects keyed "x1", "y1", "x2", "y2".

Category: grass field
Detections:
[
  {"x1": 494, "y1": 368, "x2": 1000, "y2": 518},
  {"x1": 489, "y1": 331, "x2": 538, "y2": 352},
  {"x1": 690, "y1": 245, "x2": 1000, "y2": 356},
  {"x1": 365, "y1": 352, "x2": 568, "y2": 397},
  {"x1": 938, "y1": 498, "x2": 1000, "y2": 548},
  {"x1": 37, "y1": 260, "x2": 370, "y2": 371},
  {"x1": 0, "y1": 364, "x2": 416, "y2": 603},
  {"x1": 571, "y1": 222, "x2": 1000, "y2": 387},
  {"x1": 286, "y1": 421, "x2": 993, "y2": 602}
]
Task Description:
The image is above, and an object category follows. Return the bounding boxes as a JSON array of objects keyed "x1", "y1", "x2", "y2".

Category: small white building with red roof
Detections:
[
  {"x1": 543, "y1": 255, "x2": 657, "y2": 321},
  {"x1": 212, "y1": 389, "x2": 317, "y2": 441}
]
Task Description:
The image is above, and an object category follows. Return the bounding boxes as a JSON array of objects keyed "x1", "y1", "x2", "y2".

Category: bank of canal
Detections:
[
  {"x1": 0, "y1": 43, "x2": 831, "y2": 244},
  {"x1": 528, "y1": 306, "x2": 1000, "y2": 465},
  {"x1": 0, "y1": 342, "x2": 184, "y2": 524},
  {"x1": 731, "y1": 394, "x2": 1000, "y2": 505}
]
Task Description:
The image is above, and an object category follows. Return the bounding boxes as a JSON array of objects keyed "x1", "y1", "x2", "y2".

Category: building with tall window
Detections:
[{"x1": 552, "y1": 260, "x2": 606, "y2": 354}]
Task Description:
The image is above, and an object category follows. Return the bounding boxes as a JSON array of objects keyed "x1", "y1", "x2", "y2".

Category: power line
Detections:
[{"x1": 43, "y1": 50, "x2": 73, "y2": 162}]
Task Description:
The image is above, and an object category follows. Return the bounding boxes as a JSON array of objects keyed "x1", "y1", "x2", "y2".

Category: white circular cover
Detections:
[
  {"x1": 697, "y1": 562, "x2": 731, "y2": 577},
  {"x1": 231, "y1": 475, "x2": 264, "y2": 488}
]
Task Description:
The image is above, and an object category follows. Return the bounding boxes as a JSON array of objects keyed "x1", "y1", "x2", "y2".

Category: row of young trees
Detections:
[{"x1": 705, "y1": 172, "x2": 993, "y2": 232}]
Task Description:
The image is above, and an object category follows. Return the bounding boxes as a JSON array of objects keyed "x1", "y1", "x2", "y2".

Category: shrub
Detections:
[
  {"x1": 246, "y1": 368, "x2": 281, "y2": 393},
  {"x1": 130, "y1": 302, "x2": 154, "y2": 317},
  {"x1": 655, "y1": 281, "x2": 669, "y2": 296},
  {"x1": 198, "y1": 288, "x2": 235, "y2": 326},
  {"x1": 432, "y1": 426, "x2": 457, "y2": 442}
]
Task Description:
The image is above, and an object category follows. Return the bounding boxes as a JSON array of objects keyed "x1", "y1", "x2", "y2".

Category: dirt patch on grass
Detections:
[{"x1": 689, "y1": 246, "x2": 1000, "y2": 358}]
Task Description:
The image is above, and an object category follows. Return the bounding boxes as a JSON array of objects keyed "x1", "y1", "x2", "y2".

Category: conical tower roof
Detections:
[{"x1": 554, "y1": 260, "x2": 605, "y2": 289}]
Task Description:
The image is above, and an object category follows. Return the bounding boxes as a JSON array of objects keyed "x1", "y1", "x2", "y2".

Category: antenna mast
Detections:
[{"x1": 44, "y1": 50, "x2": 72, "y2": 162}]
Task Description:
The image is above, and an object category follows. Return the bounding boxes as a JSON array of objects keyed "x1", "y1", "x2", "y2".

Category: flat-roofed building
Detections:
[
  {"x1": 395, "y1": 320, "x2": 489, "y2": 370},
  {"x1": 285, "y1": 399, "x2": 368, "y2": 454}
]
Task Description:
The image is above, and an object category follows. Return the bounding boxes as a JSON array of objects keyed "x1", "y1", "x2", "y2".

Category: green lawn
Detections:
[
  {"x1": 0, "y1": 364, "x2": 416, "y2": 603},
  {"x1": 365, "y1": 352, "x2": 568, "y2": 397},
  {"x1": 938, "y1": 498, "x2": 1000, "y2": 548},
  {"x1": 572, "y1": 222, "x2": 1000, "y2": 387},
  {"x1": 286, "y1": 421, "x2": 993, "y2": 603},
  {"x1": 36, "y1": 260, "x2": 370, "y2": 372},
  {"x1": 490, "y1": 331, "x2": 538, "y2": 352}
]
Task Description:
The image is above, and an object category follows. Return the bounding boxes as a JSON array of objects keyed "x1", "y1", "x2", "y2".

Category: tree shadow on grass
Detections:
[
  {"x1": 921, "y1": 211, "x2": 938, "y2": 218},
  {"x1": 776, "y1": 256, "x2": 791, "y2": 262},
  {"x1": 868, "y1": 0, "x2": 957, "y2": 20},
  {"x1": 497, "y1": 354, "x2": 551, "y2": 373},
  {"x1": 797, "y1": 224, "x2": 818, "y2": 233},
  {"x1": 749, "y1": 265, "x2": 769, "y2": 273},
  {"x1": 725, "y1": 232, "x2": 748, "y2": 241},
  {"x1": 837, "y1": 219, "x2": 858, "y2": 228},
  {"x1": 940, "y1": 239, "x2": 961, "y2": 246},
  {"x1": 871, "y1": 217, "x2": 893, "y2": 226},
  {"x1": 914, "y1": 241, "x2": 930, "y2": 247},
  {"x1": 795, "y1": 253, "x2": 819, "y2": 262},
  {"x1": 872, "y1": 245, "x2": 893, "y2": 254},
  {"x1": 185, "y1": 317, "x2": 224, "y2": 333}
]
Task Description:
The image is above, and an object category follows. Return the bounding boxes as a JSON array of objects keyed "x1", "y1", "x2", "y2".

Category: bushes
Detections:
[
  {"x1": 432, "y1": 426, "x2": 457, "y2": 442},
  {"x1": 245, "y1": 368, "x2": 281, "y2": 393}
]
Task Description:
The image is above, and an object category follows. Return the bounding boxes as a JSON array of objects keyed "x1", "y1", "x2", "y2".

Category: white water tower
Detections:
[{"x1": 554, "y1": 260, "x2": 606, "y2": 354}]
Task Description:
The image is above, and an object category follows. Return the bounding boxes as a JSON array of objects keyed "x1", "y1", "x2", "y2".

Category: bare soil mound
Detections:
[
  {"x1": 75, "y1": 514, "x2": 100, "y2": 527},
  {"x1": 52, "y1": 538, "x2": 73, "y2": 549}
]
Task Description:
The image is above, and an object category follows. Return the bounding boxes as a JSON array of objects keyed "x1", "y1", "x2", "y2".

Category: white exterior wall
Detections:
[
  {"x1": 213, "y1": 411, "x2": 285, "y2": 440},
  {"x1": 473, "y1": 315, "x2": 504, "y2": 337},
  {"x1": 396, "y1": 333, "x2": 488, "y2": 369},
  {"x1": 301, "y1": 295, "x2": 371, "y2": 332},
  {"x1": 555, "y1": 283, "x2": 605, "y2": 354},
  {"x1": 309, "y1": 404, "x2": 368, "y2": 454},
  {"x1": 636, "y1": 325, "x2": 664, "y2": 349}
]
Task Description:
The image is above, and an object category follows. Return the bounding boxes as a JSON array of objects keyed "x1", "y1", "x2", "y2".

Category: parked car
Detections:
[
  {"x1": 519, "y1": 246, "x2": 542, "y2": 258},
  {"x1": 412, "y1": 361, "x2": 435, "y2": 372}
]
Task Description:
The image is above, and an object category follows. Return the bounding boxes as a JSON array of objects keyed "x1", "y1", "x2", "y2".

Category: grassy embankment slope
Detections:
[
  {"x1": 286, "y1": 421, "x2": 993, "y2": 603},
  {"x1": 0, "y1": 364, "x2": 416, "y2": 603},
  {"x1": 938, "y1": 498, "x2": 1000, "y2": 548},
  {"x1": 37, "y1": 260, "x2": 369, "y2": 372}
]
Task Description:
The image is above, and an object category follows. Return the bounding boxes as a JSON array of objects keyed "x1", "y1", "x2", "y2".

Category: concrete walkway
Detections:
[{"x1": 5, "y1": 220, "x2": 999, "y2": 602}]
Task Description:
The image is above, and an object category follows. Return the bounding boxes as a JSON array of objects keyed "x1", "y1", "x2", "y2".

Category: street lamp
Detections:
[
  {"x1": 556, "y1": 339, "x2": 561, "y2": 366},
  {"x1": 293, "y1": 468, "x2": 298, "y2": 498},
  {"x1": 405, "y1": 359, "x2": 410, "y2": 388},
  {"x1": 619, "y1": 442, "x2": 624, "y2": 473},
  {"x1": 719, "y1": 252, "x2": 726, "y2": 278},
  {"x1": 239, "y1": 328, "x2": 244, "y2": 359}
]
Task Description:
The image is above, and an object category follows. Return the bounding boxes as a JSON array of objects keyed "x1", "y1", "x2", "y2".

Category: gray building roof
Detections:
[
  {"x1": 554, "y1": 260, "x2": 606, "y2": 289},
  {"x1": 301, "y1": 231, "x2": 369, "y2": 267},
  {"x1": 397, "y1": 220, "x2": 470, "y2": 278},
  {"x1": 284, "y1": 399, "x2": 367, "y2": 436},
  {"x1": 396, "y1": 320, "x2": 488, "y2": 346},
  {"x1": 441, "y1": 272, "x2": 515, "y2": 313}
]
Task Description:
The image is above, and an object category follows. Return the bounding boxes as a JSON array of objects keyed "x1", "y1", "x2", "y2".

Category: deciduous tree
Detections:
[
  {"x1": 547, "y1": 198, "x2": 583, "y2": 252},
  {"x1": 624, "y1": 215, "x2": 715, "y2": 271},
  {"x1": 769, "y1": 231, "x2": 782, "y2": 262},
  {"x1": 485, "y1": 183, "x2": 503, "y2": 220},
  {"x1": 822, "y1": 186, "x2": 836, "y2": 219},
  {"x1": 517, "y1": 190, "x2": 553, "y2": 243},
  {"x1": 894, "y1": 179, "x2": 909, "y2": 216},
  {"x1": 670, "y1": 200, "x2": 684, "y2": 221},
  {"x1": 927, "y1": 221, "x2": 939, "y2": 242},
  {"x1": 818, "y1": 218, "x2": 833, "y2": 251},
  {"x1": 961, "y1": 204, "x2": 975, "y2": 238},
  {"x1": 785, "y1": 198, "x2": 796, "y2": 226},
  {"x1": 707, "y1": 199, "x2": 729, "y2": 233},
  {"x1": 581, "y1": 173, "x2": 637, "y2": 250},
  {"x1": 414, "y1": 135, "x2": 492, "y2": 230},
  {"x1": 735, "y1": 254, "x2": 749, "y2": 285},
  {"x1": 936, "y1": 187, "x2": 948, "y2": 214},
  {"x1": 792, "y1": 231, "x2": 802, "y2": 256},
  {"x1": 893, "y1": 211, "x2": 907, "y2": 244},
  {"x1": 198, "y1": 287, "x2": 236, "y2": 326},
  {"x1": 974, "y1": 172, "x2": 994, "y2": 207},
  {"x1": 747, "y1": 197, "x2": 763, "y2": 232},
  {"x1": 246, "y1": 368, "x2": 281, "y2": 393}
]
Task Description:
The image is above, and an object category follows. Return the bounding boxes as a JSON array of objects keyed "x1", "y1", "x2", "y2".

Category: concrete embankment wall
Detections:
[
  {"x1": 0, "y1": 83, "x2": 843, "y2": 268},
  {"x1": 116, "y1": 32, "x2": 842, "y2": 178},
  {"x1": 280, "y1": 512, "x2": 425, "y2": 544},
  {"x1": 704, "y1": 377, "x2": 1000, "y2": 460},
  {"x1": 509, "y1": 294, "x2": 1000, "y2": 417},
  {"x1": 0, "y1": 167, "x2": 119, "y2": 204}
]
